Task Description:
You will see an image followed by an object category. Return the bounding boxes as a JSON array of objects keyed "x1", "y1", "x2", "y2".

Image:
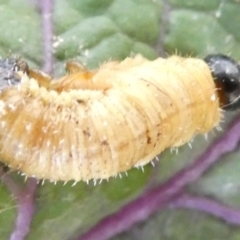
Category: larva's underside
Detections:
[{"x1": 0, "y1": 55, "x2": 221, "y2": 182}]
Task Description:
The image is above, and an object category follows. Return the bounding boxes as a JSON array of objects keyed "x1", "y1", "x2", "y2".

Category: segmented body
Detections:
[{"x1": 0, "y1": 55, "x2": 221, "y2": 182}]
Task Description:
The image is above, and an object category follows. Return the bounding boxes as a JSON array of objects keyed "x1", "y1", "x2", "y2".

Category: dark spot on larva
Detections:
[
  {"x1": 146, "y1": 130, "x2": 151, "y2": 144},
  {"x1": 101, "y1": 140, "x2": 108, "y2": 146},
  {"x1": 83, "y1": 130, "x2": 90, "y2": 137},
  {"x1": 76, "y1": 120, "x2": 79, "y2": 124},
  {"x1": 69, "y1": 153, "x2": 72, "y2": 158},
  {"x1": 56, "y1": 106, "x2": 62, "y2": 112},
  {"x1": 77, "y1": 99, "x2": 85, "y2": 104}
]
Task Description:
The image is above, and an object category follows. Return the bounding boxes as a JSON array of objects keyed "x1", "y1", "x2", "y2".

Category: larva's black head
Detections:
[{"x1": 204, "y1": 54, "x2": 240, "y2": 111}]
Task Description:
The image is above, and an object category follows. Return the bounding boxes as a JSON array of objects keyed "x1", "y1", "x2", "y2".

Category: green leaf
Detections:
[{"x1": 0, "y1": 1, "x2": 240, "y2": 240}]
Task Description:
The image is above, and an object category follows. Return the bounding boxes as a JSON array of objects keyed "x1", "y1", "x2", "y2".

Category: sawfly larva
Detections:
[{"x1": 0, "y1": 54, "x2": 239, "y2": 182}]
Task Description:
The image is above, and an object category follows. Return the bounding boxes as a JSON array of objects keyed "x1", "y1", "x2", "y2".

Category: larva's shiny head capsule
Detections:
[{"x1": 204, "y1": 54, "x2": 240, "y2": 111}]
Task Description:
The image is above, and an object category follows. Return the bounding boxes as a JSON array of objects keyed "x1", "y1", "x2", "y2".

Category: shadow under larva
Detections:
[{"x1": 0, "y1": 54, "x2": 239, "y2": 182}]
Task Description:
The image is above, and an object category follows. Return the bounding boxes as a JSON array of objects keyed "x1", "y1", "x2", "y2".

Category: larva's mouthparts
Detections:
[{"x1": 0, "y1": 54, "x2": 229, "y2": 182}]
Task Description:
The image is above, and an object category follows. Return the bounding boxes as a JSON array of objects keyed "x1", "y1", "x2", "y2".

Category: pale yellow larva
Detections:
[{"x1": 0, "y1": 55, "x2": 221, "y2": 182}]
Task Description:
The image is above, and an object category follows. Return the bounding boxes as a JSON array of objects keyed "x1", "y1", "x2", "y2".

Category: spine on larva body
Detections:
[{"x1": 0, "y1": 55, "x2": 221, "y2": 182}]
